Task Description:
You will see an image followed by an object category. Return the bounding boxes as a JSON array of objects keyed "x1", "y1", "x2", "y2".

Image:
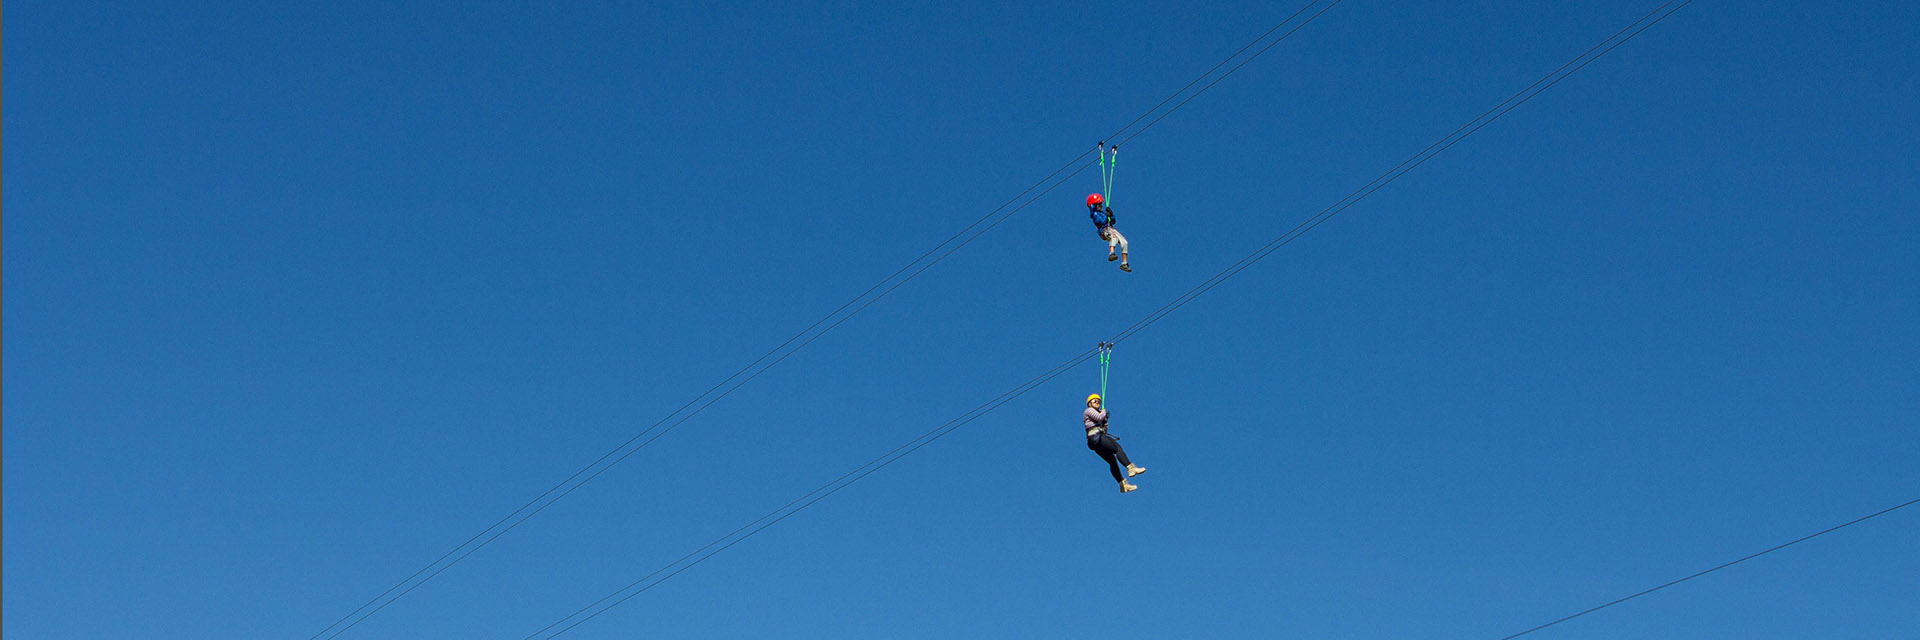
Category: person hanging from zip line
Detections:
[
  {"x1": 1084, "y1": 343, "x2": 1145, "y2": 492},
  {"x1": 1084, "y1": 393, "x2": 1146, "y2": 492},
  {"x1": 1088, "y1": 193, "x2": 1130, "y2": 273},
  {"x1": 1089, "y1": 142, "x2": 1131, "y2": 273}
]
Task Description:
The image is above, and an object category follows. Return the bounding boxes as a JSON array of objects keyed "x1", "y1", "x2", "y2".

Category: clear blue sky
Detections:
[{"x1": 7, "y1": 1, "x2": 1917, "y2": 638}]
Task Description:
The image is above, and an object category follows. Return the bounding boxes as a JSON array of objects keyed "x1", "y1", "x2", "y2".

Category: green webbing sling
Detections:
[
  {"x1": 1097, "y1": 342, "x2": 1113, "y2": 410},
  {"x1": 1098, "y1": 144, "x2": 1119, "y2": 207}
]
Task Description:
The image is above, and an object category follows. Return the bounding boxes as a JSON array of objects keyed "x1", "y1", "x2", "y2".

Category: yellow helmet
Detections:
[{"x1": 1087, "y1": 393, "x2": 1102, "y2": 404}]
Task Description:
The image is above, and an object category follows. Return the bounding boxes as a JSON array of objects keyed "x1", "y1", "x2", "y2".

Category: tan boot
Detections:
[
  {"x1": 1120, "y1": 481, "x2": 1139, "y2": 493},
  {"x1": 1126, "y1": 465, "x2": 1146, "y2": 478}
]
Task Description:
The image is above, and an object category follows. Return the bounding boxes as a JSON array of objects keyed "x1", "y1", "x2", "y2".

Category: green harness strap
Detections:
[
  {"x1": 1097, "y1": 342, "x2": 1113, "y2": 411},
  {"x1": 1098, "y1": 145, "x2": 1119, "y2": 207}
]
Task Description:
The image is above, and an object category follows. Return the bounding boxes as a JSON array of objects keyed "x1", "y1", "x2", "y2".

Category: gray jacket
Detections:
[{"x1": 1084, "y1": 407, "x2": 1108, "y2": 433}]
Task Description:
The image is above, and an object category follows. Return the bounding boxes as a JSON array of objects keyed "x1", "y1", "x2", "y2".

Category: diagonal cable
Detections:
[
  {"x1": 527, "y1": 349, "x2": 1100, "y2": 639},
  {"x1": 1108, "y1": 0, "x2": 1689, "y2": 347},
  {"x1": 1498, "y1": 497, "x2": 1920, "y2": 639},
  {"x1": 308, "y1": 3, "x2": 1341, "y2": 637},
  {"x1": 520, "y1": 2, "x2": 1698, "y2": 635}
]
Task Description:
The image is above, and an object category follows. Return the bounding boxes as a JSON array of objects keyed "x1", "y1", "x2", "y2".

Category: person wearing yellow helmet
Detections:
[{"x1": 1083, "y1": 393, "x2": 1145, "y2": 493}]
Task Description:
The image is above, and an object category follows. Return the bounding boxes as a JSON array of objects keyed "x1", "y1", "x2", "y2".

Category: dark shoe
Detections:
[
  {"x1": 1108, "y1": 253, "x2": 1119, "y2": 262},
  {"x1": 1120, "y1": 263, "x2": 1132, "y2": 273}
]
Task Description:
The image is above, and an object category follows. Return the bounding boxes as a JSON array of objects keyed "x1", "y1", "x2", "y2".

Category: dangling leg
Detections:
[
  {"x1": 1113, "y1": 436, "x2": 1136, "y2": 476},
  {"x1": 1109, "y1": 228, "x2": 1132, "y2": 272},
  {"x1": 1098, "y1": 447, "x2": 1125, "y2": 482},
  {"x1": 1090, "y1": 433, "x2": 1138, "y2": 492},
  {"x1": 1106, "y1": 433, "x2": 1145, "y2": 477},
  {"x1": 1104, "y1": 229, "x2": 1119, "y2": 261}
]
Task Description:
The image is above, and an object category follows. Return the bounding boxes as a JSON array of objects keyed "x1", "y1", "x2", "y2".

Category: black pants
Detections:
[{"x1": 1086, "y1": 432, "x2": 1134, "y2": 482}]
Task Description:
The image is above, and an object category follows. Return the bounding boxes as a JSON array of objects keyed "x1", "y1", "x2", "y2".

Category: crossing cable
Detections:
[
  {"x1": 525, "y1": 349, "x2": 1102, "y2": 639},
  {"x1": 522, "y1": 2, "x2": 1698, "y2": 636},
  {"x1": 307, "y1": 3, "x2": 1341, "y2": 638},
  {"x1": 1107, "y1": 0, "x2": 1690, "y2": 348},
  {"x1": 312, "y1": 143, "x2": 1096, "y2": 640},
  {"x1": 1498, "y1": 497, "x2": 1920, "y2": 639},
  {"x1": 1113, "y1": 0, "x2": 1342, "y2": 148}
]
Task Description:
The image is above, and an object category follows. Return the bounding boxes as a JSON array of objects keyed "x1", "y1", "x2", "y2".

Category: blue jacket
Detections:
[{"x1": 1089, "y1": 204, "x2": 1115, "y2": 230}]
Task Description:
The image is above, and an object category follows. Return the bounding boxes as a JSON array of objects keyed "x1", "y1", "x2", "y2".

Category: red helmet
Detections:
[{"x1": 1087, "y1": 193, "x2": 1105, "y2": 207}]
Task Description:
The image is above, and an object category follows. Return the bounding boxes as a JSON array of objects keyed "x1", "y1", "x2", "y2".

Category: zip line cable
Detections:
[
  {"x1": 1114, "y1": 0, "x2": 1344, "y2": 149},
  {"x1": 1498, "y1": 497, "x2": 1920, "y2": 639},
  {"x1": 1108, "y1": 0, "x2": 1688, "y2": 348},
  {"x1": 524, "y1": 2, "x2": 1700, "y2": 636},
  {"x1": 1105, "y1": 0, "x2": 1333, "y2": 144},
  {"x1": 313, "y1": 150, "x2": 1098, "y2": 640},
  {"x1": 525, "y1": 349, "x2": 1102, "y2": 639},
  {"x1": 310, "y1": 119, "x2": 1093, "y2": 640},
  {"x1": 308, "y1": 3, "x2": 1341, "y2": 637}
]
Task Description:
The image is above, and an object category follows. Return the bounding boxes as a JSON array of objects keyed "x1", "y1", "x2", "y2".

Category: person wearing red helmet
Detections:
[{"x1": 1087, "y1": 193, "x2": 1131, "y2": 272}]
